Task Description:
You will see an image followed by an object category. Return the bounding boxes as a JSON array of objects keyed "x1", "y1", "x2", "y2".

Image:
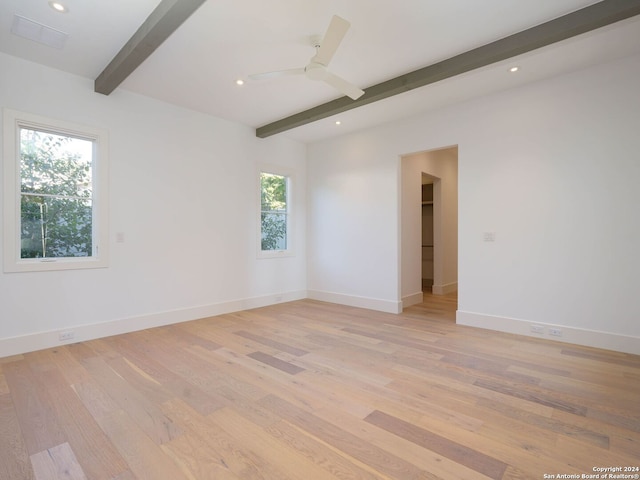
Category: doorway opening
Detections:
[{"x1": 400, "y1": 146, "x2": 458, "y2": 317}]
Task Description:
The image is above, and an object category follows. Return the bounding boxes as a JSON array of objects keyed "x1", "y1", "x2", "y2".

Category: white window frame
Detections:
[
  {"x1": 3, "y1": 109, "x2": 109, "y2": 272},
  {"x1": 257, "y1": 164, "x2": 294, "y2": 259}
]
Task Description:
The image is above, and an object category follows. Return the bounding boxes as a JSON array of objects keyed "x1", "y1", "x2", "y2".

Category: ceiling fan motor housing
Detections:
[{"x1": 305, "y1": 62, "x2": 326, "y2": 80}]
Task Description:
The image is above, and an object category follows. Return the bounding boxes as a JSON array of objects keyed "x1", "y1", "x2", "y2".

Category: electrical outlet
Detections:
[
  {"x1": 530, "y1": 325, "x2": 544, "y2": 334},
  {"x1": 548, "y1": 328, "x2": 563, "y2": 337},
  {"x1": 59, "y1": 330, "x2": 75, "y2": 342}
]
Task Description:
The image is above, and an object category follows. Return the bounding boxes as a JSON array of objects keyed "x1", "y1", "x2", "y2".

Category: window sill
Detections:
[
  {"x1": 257, "y1": 250, "x2": 295, "y2": 259},
  {"x1": 4, "y1": 257, "x2": 108, "y2": 273}
]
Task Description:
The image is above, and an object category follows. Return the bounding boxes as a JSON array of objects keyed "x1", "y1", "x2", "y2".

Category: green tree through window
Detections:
[
  {"x1": 20, "y1": 128, "x2": 93, "y2": 258},
  {"x1": 260, "y1": 172, "x2": 288, "y2": 251}
]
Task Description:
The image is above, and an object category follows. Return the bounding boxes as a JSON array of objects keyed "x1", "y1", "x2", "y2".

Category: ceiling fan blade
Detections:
[
  {"x1": 313, "y1": 15, "x2": 350, "y2": 66},
  {"x1": 323, "y1": 71, "x2": 364, "y2": 100},
  {"x1": 249, "y1": 68, "x2": 305, "y2": 80}
]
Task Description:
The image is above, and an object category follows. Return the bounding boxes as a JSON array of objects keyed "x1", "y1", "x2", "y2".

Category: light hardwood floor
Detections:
[{"x1": 1, "y1": 294, "x2": 639, "y2": 480}]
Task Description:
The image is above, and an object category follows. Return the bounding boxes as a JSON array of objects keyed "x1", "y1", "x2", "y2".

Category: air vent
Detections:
[{"x1": 11, "y1": 14, "x2": 68, "y2": 49}]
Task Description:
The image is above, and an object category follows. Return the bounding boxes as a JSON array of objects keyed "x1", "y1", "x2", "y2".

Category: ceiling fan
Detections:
[{"x1": 249, "y1": 15, "x2": 365, "y2": 100}]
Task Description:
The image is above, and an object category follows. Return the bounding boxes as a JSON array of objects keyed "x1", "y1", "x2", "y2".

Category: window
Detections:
[
  {"x1": 3, "y1": 109, "x2": 109, "y2": 272},
  {"x1": 259, "y1": 169, "x2": 292, "y2": 256}
]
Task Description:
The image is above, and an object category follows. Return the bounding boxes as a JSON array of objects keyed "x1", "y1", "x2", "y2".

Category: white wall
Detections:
[
  {"x1": 3, "y1": 50, "x2": 639, "y2": 356},
  {"x1": 305, "y1": 136, "x2": 402, "y2": 313},
  {"x1": 0, "y1": 52, "x2": 307, "y2": 356},
  {"x1": 401, "y1": 147, "x2": 458, "y2": 305},
  {"x1": 307, "y1": 53, "x2": 640, "y2": 354}
]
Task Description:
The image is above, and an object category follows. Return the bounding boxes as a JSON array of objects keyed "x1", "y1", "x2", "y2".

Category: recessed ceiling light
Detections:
[
  {"x1": 49, "y1": 1, "x2": 68, "y2": 13},
  {"x1": 236, "y1": 79, "x2": 244, "y2": 86},
  {"x1": 509, "y1": 66, "x2": 519, "y2": 73},
  {"x1": 335, "y1": 120, "x2": 341, "y2": 125}
]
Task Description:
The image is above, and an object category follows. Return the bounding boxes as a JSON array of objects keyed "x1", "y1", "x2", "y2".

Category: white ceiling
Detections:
[{"x1": 2, "y1": 0, "x2": 640, "y2": 143}]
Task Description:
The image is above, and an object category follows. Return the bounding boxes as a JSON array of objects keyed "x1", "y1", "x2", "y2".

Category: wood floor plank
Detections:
[
  {"x1": 210, "y1": 406, "x2": 349, "y2": 480},
  {"x1": 258, "y1": 394, "x2": 428, "y2": 480},
  {"x1": 263, "y1": 418, "x2": 391, "y2": 480},
  {"x1": 311, "y1": 400, "x2": 490, "y2": 480},
  {"x1": 587, "y1": 406, "x2": 640, "y2": 433},
  {"x1": 307, "y1": 329, "x2": 397, "y2": 352},
  {"x1": 32, "y1": 367, "x2": 130, "y2": 480},
  {"x1": 550, "y1": 408, "x2": 640, "y2": 458},
  {"x1": 111, "y1": 471, "x2": 138, "y2": 480},
  {"x1": 31, "y1": 348, "x2": 92, "y2": 386},
  {"x1": 125, "y1": 330, "x2": 268, "y2": 403},
  {"x1": 365, "y1": 379, "x2": 575, "y2": 476},
  {"x1": 160, "y1": 432, "x2": 241, "y2": 480},
  {"x1": 101, "y1": 410, "x2": 187, "y2": 480},
  {"x1": 0, "y1": 366, "x2": 9, "y2": 396},
  {"x1": 177, "y1": 345, "x2": 270, "y2": 401},
  {"x1": 185, "y1": 346, "x2": 306, "y2": 414},
  {"x1": 204, "y1": 345, "x2": 374, "y2": 418},
  {"x1": 80, "y1": 356, "x2": 182, "y2": 445},
  {"x1": 165, "y1": 325, "x2": 223, "y2": 351},
  {"x1": 475, "y1": 397, "x2": 609, "y2": 448},
  {"x1": 0, "y1": 354, "x2": 26, "y2": 363},
  {"x1": 293, "y1": 351, "x2": 393, "y2": 388},
  {"x1": 0, "y1": 393, "x2": 35, "y2": 480},
  {"x1": 506, "y1": 362, "x2": 632, "y2": 399},
  {"x1": 341, "y1": 327, "x2": 439, "y2": 352},
  {"x1": 560, "y1": 346, "x2": 640, "y2": 367},
  {"x1": 2, "y1": 360, "x2": 67, "y2": 455},
  {"x1": 162, "y1": 398, "x2": 293, "y2": 480},
  {"x1": 553, "y1": 435, "x2": 640, "y2": 471},
  {"x1": 234, "y1": 330, "x2": 309, "y2": 356},
  {"x1": 247, "y1": 351, "x2": 305, "y2": 375},
  {"x1": 389, "y1": 364, "x2": 555, "y2": 417},
  {"x1": 105, "y1": 355, "x2": 173, "y2": 406},
  {"x1": 30, "y1": 442, "x2": 87, "y2": 480},
  {"x1": 105, "y1": 335, "x2": 225, "y2": 416},
  {"x1": 473, "y1": 378, "x2": 588, "y2": 416},
  {"x1": 365, "y1": 410, "x2": 507, "y2": 480},
  {"x1": 99, "y1": 408, "x2": 187, "y2": 480},
  {"x1": 174, "y1": 323, "x2": 257, "y2": 356},
  {"x1": 65, "y1": 342, "x2": 101, "y2": 363},
  {"x1": 71, "y1": 380, "x2": 121, "y2": 422}
]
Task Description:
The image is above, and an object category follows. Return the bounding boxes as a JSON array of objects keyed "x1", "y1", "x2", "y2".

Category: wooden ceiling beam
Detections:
[
  {"x1": 95, "y1": 0, "x2": 207, "y2": 95},
  {"x1": 256, "y1": 0, "x2": 640, "y2": 138}
]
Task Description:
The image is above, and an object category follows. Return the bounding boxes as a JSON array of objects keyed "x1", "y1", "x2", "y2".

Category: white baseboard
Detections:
[
  {"x1": 457, "y1": 310, "x2": 640, "y2": 355},
  {"x1": 10, "y1": 291, "x2": 636, "y2": 357},
  {"x1": 432, "y1": 282, "x2": 458, "y2": 295},
  {"x1": 402, "y1": 291, "x2": 423, "y2": 309},
  {"x1": 307, "y1": 290, "x2": 402, "y2": 314},
  {"x1": 0, "y1": 290, "x2": 307, "y2": 358}
]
